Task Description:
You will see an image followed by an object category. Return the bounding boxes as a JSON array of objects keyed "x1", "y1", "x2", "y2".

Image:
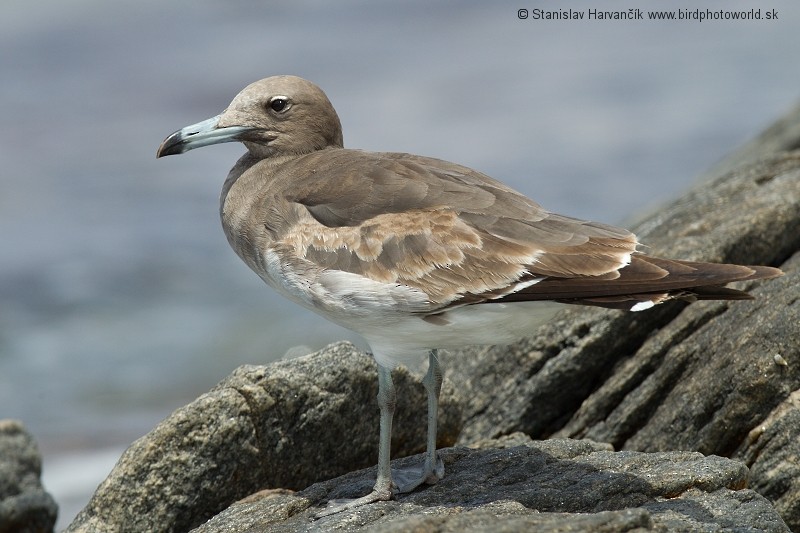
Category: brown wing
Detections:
[
  {"x1": 276, "y1": 150, "x2": 781, "y2": 311},
  {"x1": 277, "y1": 150, "x2": 640, "y2": 308}
]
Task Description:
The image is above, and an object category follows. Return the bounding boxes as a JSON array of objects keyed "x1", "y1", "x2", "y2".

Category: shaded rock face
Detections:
[
  {"x1": 68, "y1": 106, "x2": 799, "y2": 532},
  {"x1": 450, "y1": 152, "x2": 800, "y2": 529},
  {"x1": 0, "y1": 420, "x2": 58, "y2": 533},
  {"x1": 191, "y1": 436, "x2": 788, "y2": 533}
]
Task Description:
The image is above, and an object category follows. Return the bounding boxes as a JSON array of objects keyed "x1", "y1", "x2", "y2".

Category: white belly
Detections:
[{"x1": 258, "y1": 248, "x2": 561, "y2": 368}]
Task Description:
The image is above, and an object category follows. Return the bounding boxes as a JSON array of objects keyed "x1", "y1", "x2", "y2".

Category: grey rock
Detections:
[
  {"x1": 576, "y1": 251, "x2": 799, "y2": 455},
  {"x1": 66, "y1": 344, "x2": 462, "y2": 533},
  {"x1": 190, "y1": 435, "x2": 787, "y2": 532},
  {"x1": 0, "y1": 419, "x2": 58, "y2": 533},
  {"x1": 450, "y1": 150, "x2": 800, "y2": 526},
  {"x1": 739, "y1": 389, "x2": 800, "y2": 532},
  {"x1": 453, "y1": 152, "x2": 800, "y2": 441}
]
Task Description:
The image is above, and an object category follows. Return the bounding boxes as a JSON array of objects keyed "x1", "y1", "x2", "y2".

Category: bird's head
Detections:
[{"x1": 157, "y1": 75, "x2": 343, "y2": 160}]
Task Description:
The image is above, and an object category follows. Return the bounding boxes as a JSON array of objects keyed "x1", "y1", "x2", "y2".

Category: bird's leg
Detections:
[
  {"x1": 374, "y1": 362, "x2": 397, "y2": 496},
  {"x1": 316, "y1": 354, "x2": 445, "y2": 518},
  {"x1": 315, "y1": 363, "x2": 396, "y2": 518},
  {"x1": 423, "y1": 349, "x2": 445, "y2": 483},
  {"x1": 394, "y1": 349, "x2": 445, "y2": 492}
]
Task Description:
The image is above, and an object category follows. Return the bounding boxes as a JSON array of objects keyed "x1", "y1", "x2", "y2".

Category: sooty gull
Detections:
[{"x1": 156, "y1": 75, "x2": 783, "y2": 516}]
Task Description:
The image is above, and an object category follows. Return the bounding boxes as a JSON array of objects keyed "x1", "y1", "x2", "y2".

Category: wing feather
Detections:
[
  {"x1": 276, "y1": 150, "x2": 639, "y2": 307},
  {"x1": 272, "y1": 149, "x2": 780, "y2": 312}
]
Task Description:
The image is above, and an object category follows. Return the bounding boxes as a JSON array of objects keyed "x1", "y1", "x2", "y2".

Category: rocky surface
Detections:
[
  {"x1": 67, "y1": 105, "x2": 799, "y2": 531},
  {"x1": 0, "y1": 420, "x2": 58, "y2": 533},
  {"x1": 66, "y1": 344, "x2": 462, "y2": 533},
  {"x1": 191, "y1": 434, "x2": 787, "y2": 533},
  {"x1": 449, "y1": 148, "x2": 800, "y2": 529}
]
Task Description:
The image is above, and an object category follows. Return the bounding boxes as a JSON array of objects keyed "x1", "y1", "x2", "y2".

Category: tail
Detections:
[{"x1": 496, "y1": 256, "x2": 783, "y2": 311}]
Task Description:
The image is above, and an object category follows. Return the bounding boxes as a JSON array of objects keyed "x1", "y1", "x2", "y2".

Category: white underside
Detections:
[
  {"x1": 359, "y1": 300, "x2": 564, "y2": 368},
  {"x1": 258, "y1": 249, "x2": 563, "y2": 368}
]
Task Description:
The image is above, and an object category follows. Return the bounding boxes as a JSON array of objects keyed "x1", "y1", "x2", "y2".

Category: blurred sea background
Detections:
[{"x1": 2, "y1": 0, "x2": 799, "y2": 528}]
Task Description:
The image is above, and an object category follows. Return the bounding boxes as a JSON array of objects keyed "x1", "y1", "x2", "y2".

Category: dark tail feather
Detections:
[
  {"x1": 736, "y1": 264, "x2": 784, "y2": 282},
  {"x1": 689, "y1": 285, "x2": 756, "y2": 300},
  {"x1": 560, "y1": 285, "x2": 754, "y2": 310},
  {"x1": 497, "y1": 258, "x2": 783, "y2": 311}
]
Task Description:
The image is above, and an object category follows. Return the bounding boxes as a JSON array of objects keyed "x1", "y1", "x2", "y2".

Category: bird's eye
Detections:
[{"x1": 269, "y1": 97, "x2": 290, "y2": 113}]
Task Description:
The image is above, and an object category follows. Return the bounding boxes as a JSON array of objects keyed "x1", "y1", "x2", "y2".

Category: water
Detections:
[{"x1": 2, "y1": 0, "x2": 799, "y2": 528}]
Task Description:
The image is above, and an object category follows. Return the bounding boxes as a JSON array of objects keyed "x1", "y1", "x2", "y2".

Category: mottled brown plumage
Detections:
[{"x1": 219, "y1": 144, "x2": 778, "y2": 313}]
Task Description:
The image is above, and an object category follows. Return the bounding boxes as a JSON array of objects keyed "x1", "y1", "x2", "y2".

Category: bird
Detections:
[{"x1": 156, "y1": 75, "x2": 783, "y2": 516}]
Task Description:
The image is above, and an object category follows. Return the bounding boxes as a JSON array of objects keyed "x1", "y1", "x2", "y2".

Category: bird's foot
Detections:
[
  {"x1": 314, "y1": 456, "x2": 444, "y2": 518},
  {"x1": 394, "y1": 454, "x2": 445, "y2": 493},
  {"x1": 315, "y1": 485, "x2": 393, "y2": 519}
]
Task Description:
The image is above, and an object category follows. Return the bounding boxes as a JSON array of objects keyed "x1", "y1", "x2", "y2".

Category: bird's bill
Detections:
[{"x1": 156, "y1": 115, "x2": 255, "y2": 158}]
